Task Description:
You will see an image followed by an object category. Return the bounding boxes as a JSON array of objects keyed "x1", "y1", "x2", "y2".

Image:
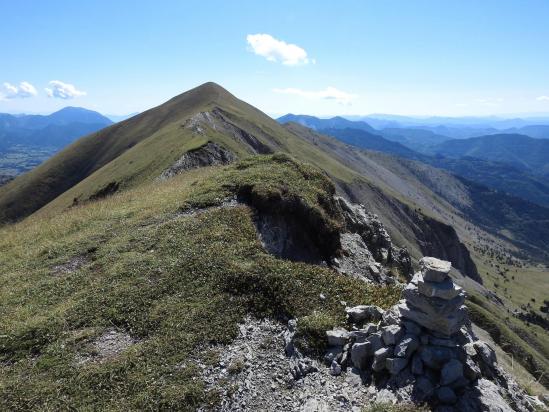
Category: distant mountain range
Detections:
[
  {"x1": 0, "y1": 107, "x2": 112, "y2": 176},
  {"x1": 426, "y1": 134, "x2": 549, "y2": 177},
  {"x1": 278, "y1": 114, "x2": 549, "y2": 208}
]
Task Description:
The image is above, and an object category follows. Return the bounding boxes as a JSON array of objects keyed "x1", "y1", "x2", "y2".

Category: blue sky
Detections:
[{"x1": 1, "y1": 0, "x2": 549, "y2": 117}]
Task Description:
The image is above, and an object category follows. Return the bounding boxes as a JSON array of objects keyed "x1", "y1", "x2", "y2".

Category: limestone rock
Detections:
[
  {"x1": 414, "y1": 273, "x2": 462, "y2": 300},
  {"x1": 366, "y1": 332, "x2": 384, "y2": 353},
  {"x1": 335, "y1": 233, "x2": 379, "y2": 282},
  {"x1": 420, "y1": 345, "x2": 456, "y2": 369},
  {"x1": 456, "y1": 378, "x2": 514, "y2": 412},
  {"x1": 351, "y1": 342, "x2": 372, "y2": 369},
  {"x1": 394, "y1": 334, "x2": 419, "y2": 358},
  {"x1": 381, "y1": 306, "x2": 401, "y2": 326},
  {"x1": 402, "y1": 320, "x2": 422, "y2": 336},
  {"x1": 326, "y1": 328, "x2": 349, "y2": 346},
  {"x1": 474, "y1": 341, "x2": 497, "y2": 368},
  {"x1": 403, "y1": 283, "x2": 465, "y2": 316},
  {"x1": 398, "y1": 301, "x2": 467, "y2": 336},
  {"x1": 386, "y1": 357, "x2": 408, "y2": 375},
  {"x1": 323, "y1": 346, "x2": 343, "y2": 366},
  {"x1": 419, "y1": 257, "x2": 451, "y2": 282},
  {"x1": 345, "y1": 305, "x2": 384, "y2": 324},
  {"x1": 349, "y1": 323, "x2": 378, "y2": 342},
  {"x1": 381, "y1": 325, "x2": 404, "y2": 346},
  {"x1": 329, "y1": 359, "x2": 342, "y2": 376},
  {"x1": 463, "y1": 356, "x2": 481, "y2": 380},
  {"x1": 372, "y1": 346, "x2": 392, "y2": 372}
]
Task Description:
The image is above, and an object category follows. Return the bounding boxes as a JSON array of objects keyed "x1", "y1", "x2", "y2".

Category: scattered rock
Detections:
[
  {"x1": 198, "y1": 316, "x2": 375, "y2": 411},
  {"x1": 345, "y1": 305, "x2": 384, "y2": 324},
  {"x1": 402, "y1": 320, "x2": 422, "y2": 336},
  {"x1": 76, "y1": 329, "x2": 136, "y2": 364},
  {"x1": 329, "y1": 360, "x2": 342, "y2": 376},
  {"x1": 351, "y1": 342, "x2": 372, "y2": 369},
  {"x1": 52, "y1": 255, "x2": 88, "y2": 275},
  {"x1": 381, "y1": 325, "x2": 404, "y2": 346},
  {"x1": 326, "y1": 329, "x2": 350, "y2": 346},
  {"x1": 372, "y1": 346, "x2": 393, "y2": 372}
]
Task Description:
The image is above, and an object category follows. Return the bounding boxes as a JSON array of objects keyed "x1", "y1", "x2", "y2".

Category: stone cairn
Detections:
[{"x1": 324, "y1": 257, "x2": 501, "y2": 408}]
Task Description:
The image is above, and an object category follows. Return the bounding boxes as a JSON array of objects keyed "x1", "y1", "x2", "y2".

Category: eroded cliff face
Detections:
[
  {"x1": 158, "y1": 142, "x2": 236, "y2": 180},
  {"x1": 414, "y1": 214, "x2": 481, "y2": 283},
  {"x1": 338, "y1": 180, "x2": 481, "y2": 284}
]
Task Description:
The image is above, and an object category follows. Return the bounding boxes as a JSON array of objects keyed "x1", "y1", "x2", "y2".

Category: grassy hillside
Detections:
[{"x1": 0, "y1": 155, "x2": 401, "y2": 410}]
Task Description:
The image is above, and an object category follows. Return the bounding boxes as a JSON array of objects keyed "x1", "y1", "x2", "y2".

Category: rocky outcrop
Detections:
[
  {"x1": 255, "y1": 212, "x2": 326, "y2": 264},
  {"x1": 184, "y1": 108, "x2": 273, "y2": 154},
  {"x1": 158, "y1": 142, "x2": 236, "y2": 180},
  {"x1": 322, "y1": 257, "x2": 538, "y2": 411},
  {"x1": 338, "y1": 181, "x2": 481, "y2": 283},
  {"x1": 333, "y1": 197, "x2": 412, "y2": 283},
  {"x1": 416, "y1": 215, "x2": 482, "y2": 284}
]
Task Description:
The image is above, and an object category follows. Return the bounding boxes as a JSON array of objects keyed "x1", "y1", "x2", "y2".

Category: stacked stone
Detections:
[
  {"x1": 323, "y1": 257, "x2": 502, "y2": 409},
  {"x1": 398, "y1": 257, "x2": 467, "y2": 336}
]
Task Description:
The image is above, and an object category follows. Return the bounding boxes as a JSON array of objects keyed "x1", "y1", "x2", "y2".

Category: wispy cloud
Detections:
[
  {"x1": 273, "y1": 86, "x2": 357, "y2": 105},
  {"x1": 474, "y1": 97, "x2": 503, "y2": 106},
  {"x1": 45, "y1": 80, "x2": 86, "y2": 99},
  {"x1": 1, "y1": 81, "x2": 37, "y2": 99},
  {"x1": 246, "y1": 34, "x2": 311, "y2": 66},
  {"x1": 537, "y1": 95, "x2": 549, "y2": 101}
]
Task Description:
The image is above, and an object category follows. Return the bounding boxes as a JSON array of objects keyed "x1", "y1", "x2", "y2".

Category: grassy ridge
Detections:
[{"x1": 0, "y1": 156, "x2": 400, "y2": 410}]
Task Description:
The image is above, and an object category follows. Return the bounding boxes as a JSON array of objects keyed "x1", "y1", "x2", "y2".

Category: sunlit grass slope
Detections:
[{"x1": 0, "y1": 155, "x2": 400, "y2": 410}]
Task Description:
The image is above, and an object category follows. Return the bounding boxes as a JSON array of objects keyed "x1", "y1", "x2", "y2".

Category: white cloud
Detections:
[
  {"x1": 537, "y1": 95, "x2": 549, "y2": 101},
  {"x1": 273, "y1": 86, "x2": 357, "y2": 105},
  {"x1": 45, "y1": 80, "x2": 86, "y2": 99},
  {"x1": 474, "y1": 97, "x2": 503, "y2": 107},
  {"x1": 246, "y1": 34, "x2": 311, "y2": 66},
  {"x1": 1, "y1": 81, "x2": 37, "y2": 99}
]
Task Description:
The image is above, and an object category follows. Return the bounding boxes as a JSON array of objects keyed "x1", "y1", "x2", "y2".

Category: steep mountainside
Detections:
[{"x1": 284, "y1": 123, "x2": 549, "y2": 262}]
